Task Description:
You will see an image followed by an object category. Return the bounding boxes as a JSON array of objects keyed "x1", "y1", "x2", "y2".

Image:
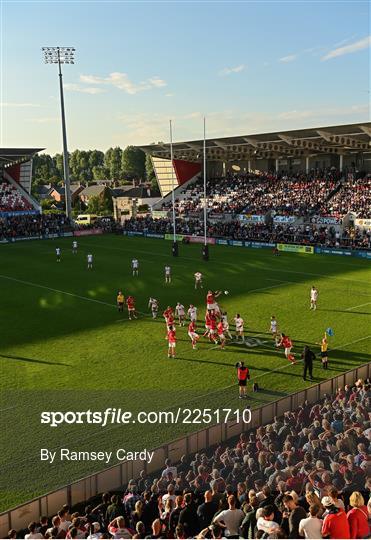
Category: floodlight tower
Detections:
[{"x1": 42, "y1": 47, "x2": 75, "y2": 220}]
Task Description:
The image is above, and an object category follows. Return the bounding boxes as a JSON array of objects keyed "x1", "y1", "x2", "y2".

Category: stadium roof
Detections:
[
  {"x1": 0, "y1": 148, "x2": 44, "y2": 166},
  {"x1": 139, "y1": 123, "x2": 371, "y2": 162}
]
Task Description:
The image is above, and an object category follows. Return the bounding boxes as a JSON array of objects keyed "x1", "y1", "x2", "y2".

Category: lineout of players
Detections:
[{"x1": 55, "y1": 248, "x2": 327, "y2": 371}]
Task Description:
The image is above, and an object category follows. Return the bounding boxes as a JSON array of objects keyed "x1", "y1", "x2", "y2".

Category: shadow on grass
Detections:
[{"x1": 0, "y1": 354, "x2": 70, "y2": 366}]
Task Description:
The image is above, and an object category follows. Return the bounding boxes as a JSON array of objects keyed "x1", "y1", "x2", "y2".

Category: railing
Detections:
[{"x1": 1, "y1": 362, "x2": 370, "y2": 537}]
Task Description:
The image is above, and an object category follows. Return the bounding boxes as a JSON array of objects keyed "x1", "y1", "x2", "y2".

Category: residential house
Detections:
[
  {"x1": 112, "y1": 185, "x2": 161, "y2": 222},
  {"x1": 79, "y1": 185, "x2": 111, "y2": 206}
]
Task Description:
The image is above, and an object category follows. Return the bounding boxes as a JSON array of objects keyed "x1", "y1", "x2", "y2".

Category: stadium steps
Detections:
[
  {"x1": 3, "y1": 170, "x2": 41, "y2": 212},
  {"x1": 307, "y1": 178, "x2": 344, "y2": 218},
  {"x1": 151, "y1": 173, "x2": 201, "y2": 211}
]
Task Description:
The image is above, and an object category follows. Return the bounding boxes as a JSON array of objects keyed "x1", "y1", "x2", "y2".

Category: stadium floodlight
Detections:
[
  {"x1": 42, "y1": 46, "x2": 75, "y2": 220},
  {"x1": 202, "y1": 117, "x2": 209, "y2": 261},
  {"x1": 169, "y1": 120, "x2": 178, "y2": 257}
]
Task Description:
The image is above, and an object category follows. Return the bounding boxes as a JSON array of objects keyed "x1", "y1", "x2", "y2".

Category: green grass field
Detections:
[{"x1": 1, "y1": 234, "x2": 370, "y2": 511}]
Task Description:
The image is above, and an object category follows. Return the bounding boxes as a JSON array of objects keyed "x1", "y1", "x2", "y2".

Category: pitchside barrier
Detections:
[
  {"x1": 0, "y1": 229, "x2": 370, "y2": 258},
  {"x1": 1, "y1": 362, "x2": 370, "y2": 537},
  {"x1": 124, "y1": 231, "x2": 371, "y2": 259}
]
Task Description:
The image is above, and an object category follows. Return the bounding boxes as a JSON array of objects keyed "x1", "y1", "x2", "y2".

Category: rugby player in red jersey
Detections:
[
  {"x1": 217, "y1": 321, "x2": 226, "y2": 349},
  {"x1": 206, "y1": 290, "x2": 221, "y2": 315},
  {"x1": 166, "y1": 325, "x2": 177, "y2": 358},
  {"x1": 126, "y1": 295, "x2": 137, "y2": 320},
  {"x1": 163, "y1": 306, "x2": 174, "y2": 330},
  {"x1": 208, "y1": 312, "x2": 218, "y2": 344},
  {"x1": 278, "y1": 333, "x2": 296, "y2": 364},
  {"x1": 188, "y1": 320, "x2": 199, "y2": 350},
  {"x1": 203, "y1": 310, "x2": 211, "y2": 337}
]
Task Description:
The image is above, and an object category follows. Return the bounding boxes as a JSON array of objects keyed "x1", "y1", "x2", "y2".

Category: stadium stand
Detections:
[
  {"x1": 157, "y1": 170, "x2": 370, "y2": 220},
  {"x1": 0, "y1": 213, "x2": 73, "y2": 239},
  {"x1": 0, "y1": 181, "x2": 34, "y2": 212},
  {"x1": 123, "y1": 216, "x2": 371, "y2": 250},
  {"x1": 321, "y1": 176, "x2": 371, "y2": 218},
  {"x1": 12, "y1": 378, "x2": 370, "y2": 539}
]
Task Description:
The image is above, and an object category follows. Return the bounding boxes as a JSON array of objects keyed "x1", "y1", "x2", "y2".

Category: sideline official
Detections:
[{"x1": 235, "y1": 361, "x2": 250, "y2": 399}]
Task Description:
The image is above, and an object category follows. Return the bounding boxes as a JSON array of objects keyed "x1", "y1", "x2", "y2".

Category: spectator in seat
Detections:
[
  {"x1": 132, "y1": 521, "x2": 146, "y2": 539},
  {"x1": 240, "y1": 493, "x2": 259, "y2": 537},
  {"x1": 256, "y1": 505, "x2": 281, "y2": 536},
  {"x1": 281, "y1": 494, "x2": 307, "y2": 538},
  {"x1": 169, "y1": 495, "x2": 184, "y2": 537},
  {"x1": 108, "y1": 516, "x2": 132, "y2": 539},
  {"x1": 25, "y1": 521, "x2": 44, "y2": 539},
  {"x1": 327, "y1": 487, "x2": 345, "y2": 511},
  {"x1": 298, "y1": 503, "x2": 323, "y2": 539},
  {"x1": 37, "y1": 516, "x2": 49, "y2": 537},
  {"x1": 346, "y1": 492, "x2": 369, "y2": 539},
  {"x1": 197, "y1": 490, "x2": 219, "y2": 530},
  {"x1": 105, "y1": 495, "x2": 124, "y2": 523},
  {"x1": 86, "y1": 522, "x2": 102, "y2": 539},
  {"x1": 178, "y1": 492, "x2": 199, "y2": 537},
  {"x1": 213, "y1": 494, "x2": 244, "y2": 538},
  {"x1": 321, "y1": 496, "x2": 350, "y2": 539}
]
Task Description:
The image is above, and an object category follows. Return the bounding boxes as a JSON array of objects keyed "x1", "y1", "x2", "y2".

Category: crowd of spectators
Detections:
[
  {"x1": 0, "y1": 213, "x2": 73, "y2": 240},
  {"x1": 13, "y1": 378, "x2": 370, "y2": 539},
  {"x1": 0, "y1": 181, "x2": 33, "y2": 212},
  {"x1": 321, "y1": 177, "x2": 371, "y2": 218},
  {"x1": 122, "y1": 217, "x2": 371, "y2": 250},
  {"x1": 158, "y1": 170, "x2": 369, "y2": 220},
  {"x1": 159, "y1": 170, "x2": 344, "y2": 218}
]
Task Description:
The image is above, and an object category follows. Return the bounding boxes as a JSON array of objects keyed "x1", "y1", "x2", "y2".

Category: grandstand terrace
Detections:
[
  {"x1": 4, "y1": 374, "x2": 370, "y2": 539},
  {"x1": 134, "y1": 124, "x2": 371, "y2": 251},
  {"x1": 141, "y1": 123, "x2": 371, "y2": 196},
  {"x1": 0, "y1": 148, "x2": 43, "y2": 215}
]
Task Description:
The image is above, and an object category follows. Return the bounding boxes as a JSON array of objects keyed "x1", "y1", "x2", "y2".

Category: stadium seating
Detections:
[
  {"x1": 158, "y1": 170, "x2": 370, "y2": 220},
  {"x1": 321, "y1": 176, "x2": 371, "y2": 218},
  {"x1": 123, "y1": 216, "x2": 371, "y2": 250},
  {"x1": 0, "y1": 213, "x2": 72, "y2": 239},
  {"x1": 159, "y1": 170, "x2": 343, "y2": 217},
  {"x1": 13, "y1": 378, "x2": 370, "y2": 539},
  {"x1": 0, "y1": 181, "x2": 33, "y2": 212}
]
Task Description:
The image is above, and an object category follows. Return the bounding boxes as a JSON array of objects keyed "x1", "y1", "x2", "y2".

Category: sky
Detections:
[{"x1": 0, "y1": 0, "x2": 370, "y2": 154}]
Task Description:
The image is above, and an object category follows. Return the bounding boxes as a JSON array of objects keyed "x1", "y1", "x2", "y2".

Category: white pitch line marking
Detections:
[{"x1": 345, "y1": 302, "x2": 371, "y2": 311}]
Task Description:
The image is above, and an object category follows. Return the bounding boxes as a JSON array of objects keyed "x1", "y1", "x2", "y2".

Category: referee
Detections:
[{"x1": 235, "y1": 361, "x2": 250, "y2": 399}]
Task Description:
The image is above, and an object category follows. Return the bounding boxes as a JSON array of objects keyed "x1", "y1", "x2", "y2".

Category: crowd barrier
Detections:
[
  {"x1": 0, "y1": 229, "x2": 370, "y2": 259},
  {"x1": 0, "y1": 231, "x2": 74, "y2": 243},
  {"x1": 1, "y1": 362, "x2": 370, "y2": 537},
  {"x1": 123, "y1": 231, "x2": 371, "y2": 259}
]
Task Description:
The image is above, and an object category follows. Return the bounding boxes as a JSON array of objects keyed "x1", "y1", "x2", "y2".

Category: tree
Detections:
[
  {"x1": 86, "y1": 188, "x2": 113, "y2": 215},
  {"x1": 86, "y1": 195, "x2": 101, "y2": 214},
  {"x1": 145, "y1": 153, "x2": 157, "y2": 188},
  {"x1": 69, "y1": 150, "x2": 81, "y2": 181},
  {"x1": 54, "y1": 153, "x2": 64, "y2": 179},
  {"x1": 122, "y1": 146, "x2": 145, "y2": 180},
  {"x1": 92, "y1": 165, "x2": 109, "y2": 181},
  {"x1": 104, "y1": 147, "x2": 123, "y2": 180},
  {"x1": 32, "y1": 154, "x2": 58, "y2": 183},
  {"x1": 89, "y1": 150, "x2": 104, "y2": 169}
]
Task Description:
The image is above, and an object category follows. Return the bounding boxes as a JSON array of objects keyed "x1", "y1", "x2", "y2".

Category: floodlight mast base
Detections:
[{"x1": 202, "y1": 244, "x2": 209, "y2": 261}]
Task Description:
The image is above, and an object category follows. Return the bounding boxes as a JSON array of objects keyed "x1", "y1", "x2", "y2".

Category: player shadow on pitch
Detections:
[{"x1": 0, "y1": 353, "x2": 70, "y2": 366}]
